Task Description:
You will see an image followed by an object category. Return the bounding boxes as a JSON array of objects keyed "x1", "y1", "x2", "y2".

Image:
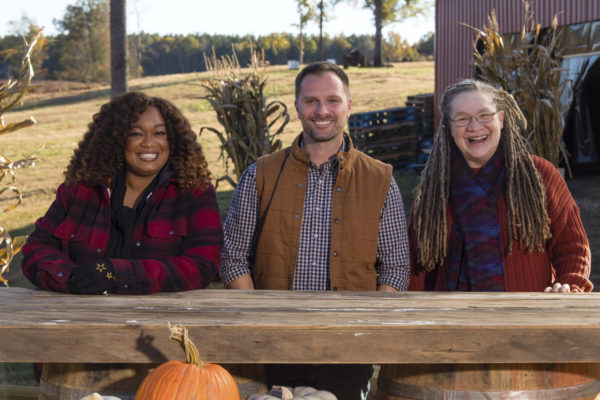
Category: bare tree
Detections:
[
  {"x1": 294, "y1": 0, "x2": 315, "y2": 64},
  {"x1": 315, "y1": 0, "x2": 342, "y2": 60},
  {"x1": 110, "y1": 0, "x2": 127, "y2": 97}
]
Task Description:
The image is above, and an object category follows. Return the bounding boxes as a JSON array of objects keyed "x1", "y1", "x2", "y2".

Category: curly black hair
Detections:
[{"x1": 65, "y1": 92, "x2": 210, "y2": 190}]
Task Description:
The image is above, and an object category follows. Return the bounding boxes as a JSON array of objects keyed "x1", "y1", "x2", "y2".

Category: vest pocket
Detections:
[{"x1": 252, "y1": 262, "x2": 289, "y2": 290}]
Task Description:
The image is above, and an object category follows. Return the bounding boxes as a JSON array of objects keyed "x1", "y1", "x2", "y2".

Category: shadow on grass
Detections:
[
  {"x1": 216, "y1": 188, "x2": 234, "y2": 222},
  {"x1": 393, "y1": 168, "x2": 420, "y2": 220},
  {"x1": 566, "y1": 172, "x2": 600, "y2": 291},
  {"x1": 0, "y1": 363, "x2": 37, "y2": 387},
  {"x1": 15, "y1": 78, "x2": 198, "y2": 111}
]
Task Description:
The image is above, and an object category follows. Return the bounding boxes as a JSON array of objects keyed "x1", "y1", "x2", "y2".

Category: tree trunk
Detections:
[
  {"x1": 299, "y1": 32, "x2": 304, "y2": 65},
  {"x1": 319, "y1": 0, "x2": 324, "y2": 61},
  {"x1": 374, "y1": 0, "x2": 383, "y2": 67},
  {"x1": 110, "y1": 0, "x2": 127, "y2": 97}
]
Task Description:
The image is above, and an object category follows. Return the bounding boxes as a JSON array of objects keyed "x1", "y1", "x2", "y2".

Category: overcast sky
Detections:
[{"x1": 3, "y1": 0, "x2": 434, "y2": 44}]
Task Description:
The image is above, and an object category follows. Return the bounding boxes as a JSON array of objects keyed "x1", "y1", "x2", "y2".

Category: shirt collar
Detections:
[{"x1": 298, "y1": 134, "x2": 350, "y2": 163}]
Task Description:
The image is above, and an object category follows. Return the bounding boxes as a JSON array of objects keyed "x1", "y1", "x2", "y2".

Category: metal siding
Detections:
[{"x1": 434, "y1": 0, "x2": 600, "y2": 126}]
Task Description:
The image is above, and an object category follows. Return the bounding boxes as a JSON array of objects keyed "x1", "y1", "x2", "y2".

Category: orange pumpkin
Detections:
[{"x1": 134, "y1": 324, "x2": 239, "y2": 400}]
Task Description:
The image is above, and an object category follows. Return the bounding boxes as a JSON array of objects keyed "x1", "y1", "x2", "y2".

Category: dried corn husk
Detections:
[
  {"x1": 199, "y1": 43, "x2": 289, "y2": 188},
  {"x1": 462, "y1": 1, "x2": 571, "y2": 176},
  {"x1": 0, "y1": 31, "x2": 42, "y2": 285}
]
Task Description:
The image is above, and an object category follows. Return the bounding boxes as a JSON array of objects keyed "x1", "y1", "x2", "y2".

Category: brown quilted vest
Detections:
[{"x1": 253, "y1": 134, "x2": 392, "y2": 290}]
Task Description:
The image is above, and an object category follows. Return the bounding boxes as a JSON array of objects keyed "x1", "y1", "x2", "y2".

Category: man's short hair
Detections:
[{"x1": 295, "y1": 61, "x2": 351, "y2": 99}]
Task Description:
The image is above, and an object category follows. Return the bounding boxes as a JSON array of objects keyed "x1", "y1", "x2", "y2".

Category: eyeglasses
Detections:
[{"x1": 449, "y1": 111, "x2": 500, "y2": 127}]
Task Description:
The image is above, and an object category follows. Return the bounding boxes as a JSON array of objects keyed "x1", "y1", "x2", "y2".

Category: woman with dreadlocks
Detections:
[{"x1": 409, "y1": 79, "x2": 592, "y2": 293}]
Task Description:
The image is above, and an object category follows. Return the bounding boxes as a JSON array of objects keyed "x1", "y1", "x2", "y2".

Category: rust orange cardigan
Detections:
[{"x1": 408, "y1": 155, "x2": 593, "y2": 292}]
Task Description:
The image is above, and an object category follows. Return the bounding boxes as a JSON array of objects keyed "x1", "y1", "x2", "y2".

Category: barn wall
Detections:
[{"x1": 434, "y1": 0, "x2": 600, "y2": 126}]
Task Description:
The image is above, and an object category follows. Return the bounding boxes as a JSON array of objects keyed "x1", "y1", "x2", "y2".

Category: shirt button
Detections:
[
  {"x1": 58, "y1": 272, "x2": 63, "y2": 277},
  {"x1": 168, "y1": 230, "x2": 174, "y2": 235},
  {"x1": 333, "y1": 286, "x2": 338, "y2": 291},
  {"x1": 291, "y1": 246, "x2": 296, "y2": 252},
  {"x1": 334, "y1": 218, "x2": 339, "y2": 224},
  {"x1": 339, "y1": 155, "x2": 344, "y2": 161},
  {"x1": 96, "y1": 248, "x2": 102, "y2": 253},
  {"x1": 123, "y1": 284, "x2": 128, "y2": 289},
  {"x1": 299, "y1": 183, "x2": 303, "y2": 188},
  {"x1": 295, "y1": 214, "x2": 300, "y2": 219},
  {"x1": 336, "y1": 187, "x2": 342, "y2": 192},
  {"x1": 135, "y1": 241, "x2": 141, "y2": 247},
  {"x1": 333, "y1": 251, "x2": 338, "y2": 257},
  {"x1": 70, "y1": 233, "x2": 75, "y2": 239}
]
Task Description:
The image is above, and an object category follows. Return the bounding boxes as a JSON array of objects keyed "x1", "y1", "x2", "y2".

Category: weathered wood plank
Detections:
[
  {"x1": 0, "y1": 384, "x2": 38, "y2": 400},
  {"x1": 1, "y1": 288, "x2": 599, "y2": 363}
]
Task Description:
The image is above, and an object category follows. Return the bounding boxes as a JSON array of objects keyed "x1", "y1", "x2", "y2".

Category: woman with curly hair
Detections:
[
  {"x1": 22, "y1": 91, "x2": 223, "y2": 295},
  {"x1": 409, "y1": 79, "x2": 592, "y2": 293}
]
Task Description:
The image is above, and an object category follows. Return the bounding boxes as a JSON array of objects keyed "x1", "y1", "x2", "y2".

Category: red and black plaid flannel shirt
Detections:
[{"x1": 21, "y1": 179, "x2": 223, "y2": 294}]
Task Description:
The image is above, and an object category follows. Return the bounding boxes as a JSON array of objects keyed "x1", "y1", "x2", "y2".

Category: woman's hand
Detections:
[
  {"x1": 68, "y1": 260, "x2": 117, "y2": 294},
  {"x1": 544, "y1": 282, "x2": 581, "y2": 293}
]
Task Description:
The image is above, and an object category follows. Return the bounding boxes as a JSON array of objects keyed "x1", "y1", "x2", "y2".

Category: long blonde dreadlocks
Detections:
[{"x1": 412, "y1": 79, "x2": 552, "y2": 272}]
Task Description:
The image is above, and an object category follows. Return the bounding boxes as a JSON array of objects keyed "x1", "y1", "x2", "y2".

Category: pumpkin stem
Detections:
[{"x1": 168, "y1": 323, "x2": 204, "y2": 367}]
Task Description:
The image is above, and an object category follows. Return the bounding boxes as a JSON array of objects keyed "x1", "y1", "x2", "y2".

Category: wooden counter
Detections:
[{"x1": 1, "y1": 288, "x2": 599, "y2": 364}]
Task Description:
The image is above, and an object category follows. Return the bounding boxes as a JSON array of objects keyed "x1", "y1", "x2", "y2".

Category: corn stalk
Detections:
[
  {"x1": 0, "y1": 32, "x2": 42, "y2": 286},
  {"x1": 199, "y1": 45, "x2": 290, "y2": 187},
  {"x1": 463, "y1": 0, "x2": 571, "y2": 176}
]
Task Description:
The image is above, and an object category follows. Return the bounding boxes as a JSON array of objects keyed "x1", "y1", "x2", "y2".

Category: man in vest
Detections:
[{"x1": 220, "y1": 61, "x2": 410, "y2": 400}]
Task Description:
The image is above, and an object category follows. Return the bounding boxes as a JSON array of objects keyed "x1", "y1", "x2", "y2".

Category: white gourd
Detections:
[
  {"x1": 79, "y1": 395, "x2": 122, "y2": 400},
  {"x1": 246, "y1": 386, "x2": 337, "y2": 400},
  {"x1": 292, "y1": 387, "x2": 318, "y2": 396},
  {"x1": 246, "y1": 395, "x2": 279, "y2": 400}
]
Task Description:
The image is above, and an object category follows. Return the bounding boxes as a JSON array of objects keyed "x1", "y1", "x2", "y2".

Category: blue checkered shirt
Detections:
[{"x1": 220, "y1": 143, "x2": 410, "y2": 290}]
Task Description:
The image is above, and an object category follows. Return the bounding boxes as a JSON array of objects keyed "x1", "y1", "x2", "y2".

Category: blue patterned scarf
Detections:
[{"x1": 446, "y1": 145, "x2": 506, "y2": 291}]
